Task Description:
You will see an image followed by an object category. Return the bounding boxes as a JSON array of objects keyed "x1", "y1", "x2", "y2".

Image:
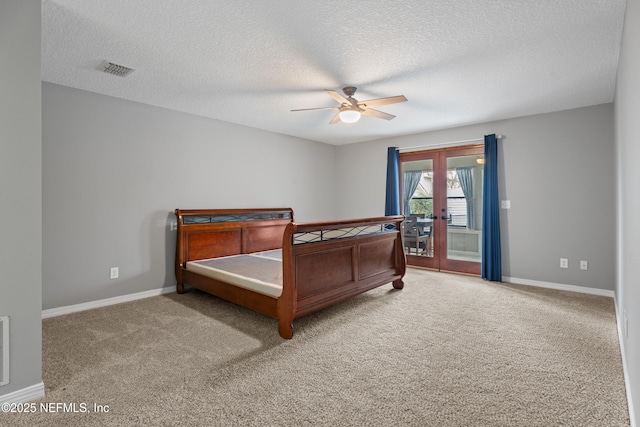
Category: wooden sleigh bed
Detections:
[{"x1": 174, "y1": 208, "x2": 406, "y2": 338}]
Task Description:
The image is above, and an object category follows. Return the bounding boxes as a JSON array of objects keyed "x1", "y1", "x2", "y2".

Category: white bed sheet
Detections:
[{"x1": 186, "y1": 249, "x2": 283, "y2": 297}]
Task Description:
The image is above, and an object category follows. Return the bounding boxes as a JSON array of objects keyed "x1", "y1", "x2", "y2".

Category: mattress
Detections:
[{"x1": 186, "y1": 249, "x2": 283, "y2": 297}]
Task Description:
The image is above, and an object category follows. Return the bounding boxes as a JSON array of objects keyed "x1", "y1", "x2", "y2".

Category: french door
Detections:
[{"x1": 400, "y1": 145, "x2": 484, "y2": 274}]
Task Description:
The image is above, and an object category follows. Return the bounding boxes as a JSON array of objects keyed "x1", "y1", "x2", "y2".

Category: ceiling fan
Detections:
[{"x1": 291, "y1": 86, "x2": 408, "y2": 124}]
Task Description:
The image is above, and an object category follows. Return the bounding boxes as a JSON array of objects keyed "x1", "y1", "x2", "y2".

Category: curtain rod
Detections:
[{"x1": 397, "y1": 134, "x2": 505, "y2": 153}]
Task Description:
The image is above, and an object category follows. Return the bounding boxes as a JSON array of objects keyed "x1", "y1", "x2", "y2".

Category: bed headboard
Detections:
[{"x1": 174, "y1": 208, "x2": 293, "y2": 266}]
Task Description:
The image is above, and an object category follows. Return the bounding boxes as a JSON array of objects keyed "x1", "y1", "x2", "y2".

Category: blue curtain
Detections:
[
  {"x1": 456, "y1": 167, "x2": 476, "y2": 229},
  {"x1": 402, "y1": 171, "x2": 422, "y2": 216},
  {"x1": 481, "y1": 134, "x2": 502, "y2": 281},
  {"x1": 384, "y1": 147, "x2": 400, "y2": 216}
]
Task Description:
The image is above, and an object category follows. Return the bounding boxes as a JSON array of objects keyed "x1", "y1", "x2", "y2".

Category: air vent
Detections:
[
  {"x1": 0, "y1": 316, "x2": 8, "y2": 386},
  {"x1": 97, "y1": 60, "x2": 135, "y2": 77}
]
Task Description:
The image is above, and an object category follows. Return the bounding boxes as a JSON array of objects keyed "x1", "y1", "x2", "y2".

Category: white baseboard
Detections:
[
  {"x1": 503, "y1": 276, "x2": 615, "y2": 298},
  {"x1": 0, "y1": 382, "x2": 44, "y2": 404},
  {"x1": 42, "y1": 286, "x2": 175, "y2": 319},
  {"x1": 614, "y1": 298, "x2": 636, "y2": 427}
]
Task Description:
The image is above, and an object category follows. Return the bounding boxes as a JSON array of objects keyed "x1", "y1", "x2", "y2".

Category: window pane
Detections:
[
  {"x1": 401, "y1": 159, "x2": 434, "y2": 258},
  {"x1": 446, "y1": 155, "x2": 483, "y2": 263}
]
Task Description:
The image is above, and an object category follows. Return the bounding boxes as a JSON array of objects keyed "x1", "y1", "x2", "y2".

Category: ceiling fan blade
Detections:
[
  {"x1": 358, "y1": 95, "x2": 407, "y2": 108},
  {"x1": 329, "y1": 113, "x2": 342, "y2": 124},
  {"x1": 291, "y1": 106, "x2": 339, "y2": 112},
  {"x1": 325, "y1": 90, "x2": 350, "y2": 105},
  {"x1": 361, "y1": 108, "x2": 396, "y2": 120}
]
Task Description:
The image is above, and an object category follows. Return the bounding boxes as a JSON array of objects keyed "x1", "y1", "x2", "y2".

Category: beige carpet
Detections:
[{"x1": 4, "y1": 269, "x2": 629, "y2": 426}]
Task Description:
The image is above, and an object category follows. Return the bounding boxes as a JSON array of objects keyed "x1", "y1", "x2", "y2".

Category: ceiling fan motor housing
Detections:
[{"x1": 343, "y1": 86, "x2": 357, "y2": 97}]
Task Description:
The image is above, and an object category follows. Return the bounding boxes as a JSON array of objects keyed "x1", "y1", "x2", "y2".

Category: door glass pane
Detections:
[
  {"x1": 446, "y1": 155, "x2": 483, "y2": 263},
  {"x1": 401, "y1": 159, "x2": 434, "y2": 258}
]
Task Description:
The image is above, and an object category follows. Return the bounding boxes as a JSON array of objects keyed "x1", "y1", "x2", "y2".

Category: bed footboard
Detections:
[{"x1": 278, "y1": 216, "x2": 406, "y2": 338}]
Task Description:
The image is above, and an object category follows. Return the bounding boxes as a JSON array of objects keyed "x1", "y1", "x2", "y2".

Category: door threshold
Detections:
[{"x1": 407, "y1": 265, "x2": 480, "y2": 278}]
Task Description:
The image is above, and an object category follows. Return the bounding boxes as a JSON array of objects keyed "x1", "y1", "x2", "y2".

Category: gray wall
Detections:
[
  {"x1": 335, "y1": 104, "x2": 616, "y2": 292},
  {"x1": 42, "y1": 83, "x2": 337, "y2": 310},
  {"x1": 615, "y1": 0, "x2": 640, "y2": 422},
  {"x1": 0, "y1": 1, "x2": 42, "y2": 395}
]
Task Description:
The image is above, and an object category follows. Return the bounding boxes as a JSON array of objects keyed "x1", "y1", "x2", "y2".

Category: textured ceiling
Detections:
[{"x1": 41, "y1": 0, "x2": 627, "y2": 145}]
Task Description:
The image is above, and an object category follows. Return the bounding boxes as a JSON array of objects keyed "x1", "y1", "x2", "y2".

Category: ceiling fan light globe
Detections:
[{"x1": 339, "y1": 109, "x2": 361, "y2": 123}]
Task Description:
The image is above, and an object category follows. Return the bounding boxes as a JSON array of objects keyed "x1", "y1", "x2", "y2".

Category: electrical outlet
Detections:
[
  {"x1": 580, "y1": 260, "x2": 588, "y2": 270},
  {"x1": 110, "y1": 267, "x2": 119, "y2": 279},
  {"x1": 170, "y1": 221, "x2": 177, "y2": 231},
  {"x1": 560, "y1": 258, "x2": 568, "y2": 269},
  {"x1": 501, "y1": 200, "x2": 511, "y2": 209}
]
